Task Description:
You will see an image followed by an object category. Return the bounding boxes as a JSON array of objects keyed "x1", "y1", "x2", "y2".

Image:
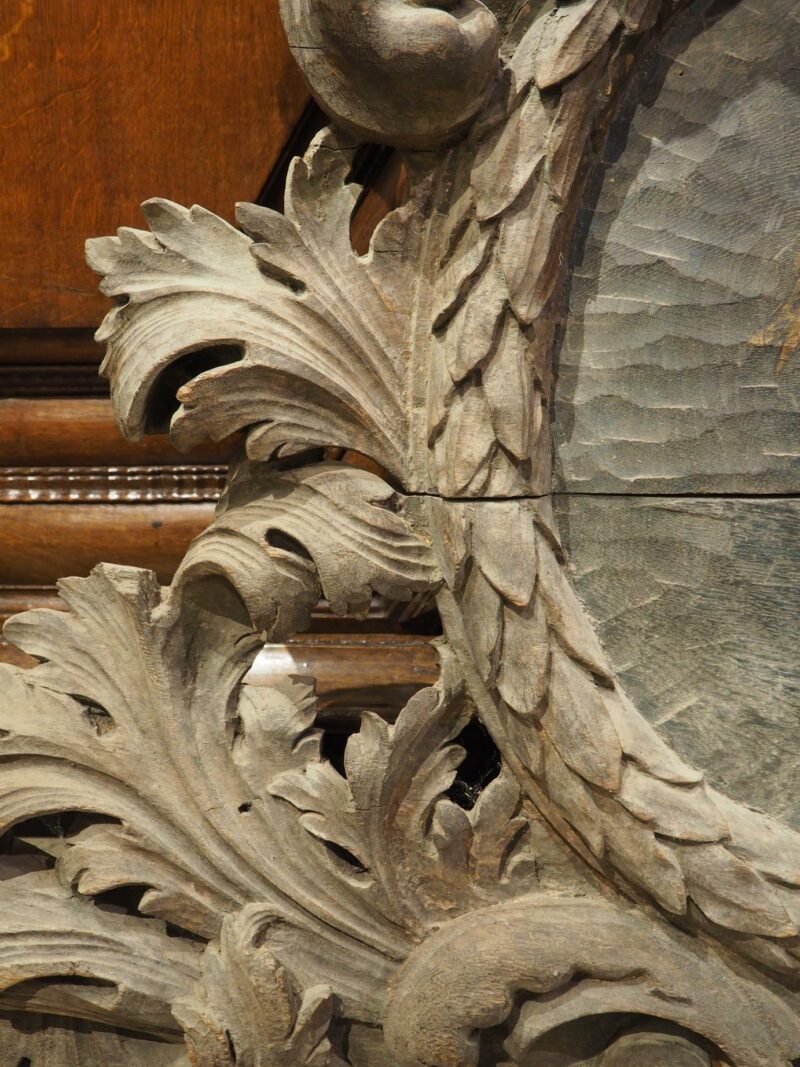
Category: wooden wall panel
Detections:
[
  {"x1": 0, "y1": 12, "x2": 432, "y2": 717},
  {"x1": 0, "y1": 0, "x2": 308, "y2": 328}
]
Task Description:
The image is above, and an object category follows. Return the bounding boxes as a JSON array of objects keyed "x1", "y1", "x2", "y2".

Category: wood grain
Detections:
[
  {"x1": 248, "y1": 632, "x2": 437, "y2": 717},
  {"x1": 0, "y1": 0, "x2": 308, "y2": 328},
  {"x1": 0, "y1": 364, "x2": 108, "y2": 397},
  {"x1": 556, "y1": 492, "x2": 800, "y2": 832},
  {"x1": 0, "y1": 399, "x2": 234, "y2": 467},
  {"x1": 0, "y1": 502, "x2": 213, "y2": 585},
  {"x1": 350, "y1": 151, "x2": 408, "y2": 256},
  {"x1": 554, "y1": 0, "x2": 800, "y2": 493},
  {"x1": 0, "y1": 329, "x2": 101, "y2": 365}
]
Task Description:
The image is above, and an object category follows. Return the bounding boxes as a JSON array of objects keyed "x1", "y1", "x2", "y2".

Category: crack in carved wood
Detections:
[{"x1": 1, "y1": 1, "x2": 799, "y2": 1063}]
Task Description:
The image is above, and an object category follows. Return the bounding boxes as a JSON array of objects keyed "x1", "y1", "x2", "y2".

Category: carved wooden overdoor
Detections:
[{"x1": 1, "y1": 1, "x2": 799, "y2": 1064}]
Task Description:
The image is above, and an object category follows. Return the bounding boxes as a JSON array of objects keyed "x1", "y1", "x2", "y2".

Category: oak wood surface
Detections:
[
  {"x1": 0, "y1": 329, "x2": 101, "y2": 366},
  {"x1": 0, "y1": 0, "x2": 308, "y2": 329},
  {"x1": 247, "y1": 632, "x2": 437, "y2": 717},
  {"x1": 0, "y1": 502, "x2": 213, "y2": 585},
  {"x1": 1, "y1": 1, "x2": 800, "y2": 1063},
  {"x1": 0, "y1": 399, "x2": 234, "y2": 467}
]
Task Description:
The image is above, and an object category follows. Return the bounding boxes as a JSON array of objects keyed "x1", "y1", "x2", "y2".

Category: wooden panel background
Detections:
[
  {"x1": 0, "y1": 4, "x2": 424, "y2": 713},
  {"x1": 0, "y1": 0, "x2": 308, "y2": 328}
]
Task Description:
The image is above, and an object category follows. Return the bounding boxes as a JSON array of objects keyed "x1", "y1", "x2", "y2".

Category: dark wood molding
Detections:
[
  {"x1": 0, "y1": 580, "x2": 438, "y2": 714},
  {"x1": 0, "y1": 502, "x2": 214, "y2": 585},
  {"x1": 0, "y1": 399, "x2": 234, "y2": 466},
  {"x1": 0, "y1": 465, "x2": 227, "y2": 504},
  {"x1": 0, "y1": 365, "x2": 109, "y2": 398},
  {"x1": 0, "y1": 329, "x2": 102, "y2": 366}
]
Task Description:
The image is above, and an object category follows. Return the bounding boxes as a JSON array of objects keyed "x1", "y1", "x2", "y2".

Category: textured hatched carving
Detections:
[{"x1": 2, "y1": 0, "x2": 799, "y2": 1064}]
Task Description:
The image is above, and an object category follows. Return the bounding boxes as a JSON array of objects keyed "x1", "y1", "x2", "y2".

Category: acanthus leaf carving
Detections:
[
  {"x1": 172, "y1": 460, "x2": 439, "y2": 636},
  {"x1": 3, "y1": 0, "x2": 800, "y2": 1063},
  {"x1": 87, "y1": 128, "x2": 422, "y2": 482},
  {"x1": 0, "y1": 564, "x2": 421, "y2": 973},
  {"x1": 270, "y1": 648, "x2": 534, "y2": 928},
  {"x1": 0, "y1": 870, "x2": 200, "y2": 1038},
  {"x1": 174, "y1": 906, "x2": 347, "y2": 1067}
]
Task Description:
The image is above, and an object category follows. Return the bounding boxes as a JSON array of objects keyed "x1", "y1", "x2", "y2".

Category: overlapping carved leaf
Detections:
[
  {"x1": 0, "y1": 565, "x2": 410, "y2": 978},
  {"x1": 426, "y1": 0, "x2": 662, "y2": 497},
  {"x1": 172, "y1": 461, "x2": 439, "y2": 637},
  {"x1": 435, "y1": 496, "x2": 800, "y2": 979},
  {"x1": 86, "y1": 129, "x2": 421, "y2": 480},
  {"x1": 272, "y1": 647, "x2": 532, "y2": 932},
  {"x1": 0, "y1": 541, "x2": 536, "y2": 1042},
  {"x1": 0, "y1": 870, "x2": 199, "y2": 1038},
  {"x1": 36, "y1": 0, "x2": 800, "y2": 1060},
  {"x1": 175, "y1": 907, "x2": 347, "y2": 1067}
]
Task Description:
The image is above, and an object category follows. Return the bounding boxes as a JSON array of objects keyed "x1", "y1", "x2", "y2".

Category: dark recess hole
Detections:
[
  {"x1": 265, "y1": 529, "x2": 313, "y2": 561},
  {"x1": 330, "y1": 1017, "x2": 352, "y2": 1063},
  {"x1": 145, "y1": 344, "x2": 242, "y2": 435},
  {"x1": 348, "y1": 145, "x2": 408, "y2": 254},
  {"x1": 165, "y1": 922, "x2": 208, "y2": 945},
  {"x1": 1, "y1": 814, "x2": 61, "y2": 855},
  {"x1": 705, "y1": 0, "x2": 739, "y2": 19},
  {"x1": 225, "y1": 1028, "x2": 237, "y2": 1063},
  {"x1": 16, "y1": 1058, "x2": 32, "y2": 1067},
  {"x1": 238, "y1": 802, "x2": 252, "y2": 813},
  {"x1": 321, "y1": 728, "x2": 352, "y2": 778},
  {"x1": 93, "y1": 884, "x2": 150, "y2": 918},
  {"x1": 230, "y1": 715, "x2": 245, "y2": 745},
  {"x1": 400, "y1": 607, "x2": 443, "y2": 637},
  {"x1": 93, "y1": 890, "x2": 208, "y2": 942},
  {"x1": 324, "y1": 839, "x2": 368, "y2": 875},
  {"x1": 0, "y1": 812, "x2": 119, "y2": 876},
  {"x1": 47, "y1": 975, "x2": 116, "y2": 989},
  {"x1": 446, "y1": 718, "x2": 501, "y2": 811},
  {"x1": 79, "y1": 699, "x2": 115, "y2": 736},
  {"x1": 346, "y1": 143, "x2": 395, "y2": 189}
]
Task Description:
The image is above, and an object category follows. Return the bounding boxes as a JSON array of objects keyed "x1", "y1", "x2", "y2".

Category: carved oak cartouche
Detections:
[{"x1": 1, "y1": 1, "x2": 799, "y2": 1064}]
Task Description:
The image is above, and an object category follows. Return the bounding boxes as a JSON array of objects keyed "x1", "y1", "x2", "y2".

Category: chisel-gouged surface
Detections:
[{"x1": 555, "y1": 0, "x2": 800, "y2": 493}]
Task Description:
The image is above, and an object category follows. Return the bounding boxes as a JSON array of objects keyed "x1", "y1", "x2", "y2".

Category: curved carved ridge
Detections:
[
  {"x1": 169, "y1": 459, "x2": 439, "y2": 636},
  {"x1": 86, "y1": 130, "x2": 422, "y2": 481},
  {"x1": 384, "y1": 896, "x2": 800, "y2": 1067},
  {"x1": 1, "y1": 0, "x2": 797, "y2": 1062},
  {"x1": 0, "y1": 870, "x2": 199, "y2": 1038},
  {"x1": 174, "y1": 906, "x2": 349, "y2": 1067}
]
